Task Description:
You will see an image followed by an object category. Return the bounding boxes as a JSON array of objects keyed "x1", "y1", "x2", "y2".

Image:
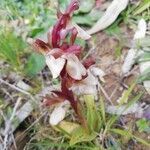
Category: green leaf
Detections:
[
  {"x1": 0, "y1": 29, "x2": 26, "y2": 70},
  {"x1": 114, "y1": 44, "x2": 122, "y2": 58},
  {"x1": 73, "y1": 8, "x2": 102, "y2": 26},
  {"x1": 30, "y1": 139, "x2": 97, "y2": 150},
  {"x1": 30, "y1": 27, "x2": 44, "y2": 37},
  {"x1": 133, "y1": 135, "x2": 150, "y2": 147},
  {"x1": 99, "y1": 96, "x2": 106, "y2": 124},
  {"x1": 84, "y1": 95, "x2": 100, "y2": 132},
  {"x1": 54, "y1": 121, "x2": 80, "y2": 135},
  {"x1": 58, "y1": 0, "x2": 70, "y2": 12},
  {"x1": 111, "y1": 128, "x2": 132, "y2": 138},
  {"x1": 89, "y1": 8, "x2": 103, "y2": 22},
  {"x1": 25, "y1": 52, "x2": 45, "y2": 76},
  {"x1": 111, "y1": 128, "x2": 150, "y2": 147},
  {"x1": 75, "y1": 38, "x2": 86, "y2": 48},
  {"x1": 136, "y1": 119, "x2": 150, "y2": 133},
  {"x1": 77, "y1": 0, "x2": 95, "y2": 13},
  {"x1": 73, "y1": 15, "x2": 95, "y2": 26},
  {"x1": 118, "y1": 82, "x2": 136, "y2": 105},
  {"x1": 105, "y1": 93, "x2": 142, "y2": 132},
  {"x1": 137, "y1": 67, "x2": 150, "y2": 83},
  {"x1": 138, "y1": 37, "x2": 150, "y2": 48},
  {"x1": 133, "y1": 0, "x2": 150, "y2": 15},
  {"x1": 138, "y1": 52, "x2": 150, "y2": 63},
  {"x1": 70, "y1": 126, "x2": 96, "y2": 146},
  {"x1": 105, "y1": 18, "x2": 121, "y2": 36}
]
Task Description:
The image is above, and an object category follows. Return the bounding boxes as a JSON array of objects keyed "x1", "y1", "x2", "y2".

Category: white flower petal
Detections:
[
  {"x1": 64, "y1": 54, "x2": 86, "y2": 80},
  {"x1": 45, "y1": 55, "x2": 65, "y2": 78},
  {"x1": 70, "y1": 68, "x2": 100, "y2": 95},
  {"x1": 49, "y1": 100, "x2": 70, "y2": 126},
  {"x1": 82, "y1": 69, "x2": 98, "y2": 85},
  {"x1": 49, "y1": 105, "x2": 66, "y2": 126}
]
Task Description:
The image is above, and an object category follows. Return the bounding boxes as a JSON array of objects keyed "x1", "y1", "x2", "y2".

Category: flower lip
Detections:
[
  {"x1": 45, "y1": 54, "x2": 66, "y2": 79},
  {"x1": 49, "y1": 100, "x2": 70, "y2": 126},
  {"x1": 49, "y1": 104, "x2": 66, "y2": 125},
  {"x1": 69, "y1": 66, "x2": 105, "y2": 95},
  {"x1": 63, "y1": 54, "x2": 87, "y2": 80}
]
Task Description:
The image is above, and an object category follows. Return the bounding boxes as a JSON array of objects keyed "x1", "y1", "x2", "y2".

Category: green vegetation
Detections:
[{"x1": 0, "y1": 0, "x2": 150, "y2": 150}]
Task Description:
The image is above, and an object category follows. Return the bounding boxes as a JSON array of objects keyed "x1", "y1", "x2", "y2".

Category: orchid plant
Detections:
[{"x1": 33, "y1": 0, "x2": 105, "y2": 144}]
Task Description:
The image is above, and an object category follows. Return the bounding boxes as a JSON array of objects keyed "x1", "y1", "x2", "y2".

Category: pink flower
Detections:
[
  {"x1": 45, "y1": 55, "x2": 66, "y2": 79},
  {"x1": 33, "y1": 0, "x2": 98, "y2": 125},
  {"x1": 62, "y1": 54, "x2": 86, "y2": 80},
  {"x1": 70, "y1": 66, "x2": 105, "y2": 95},
  {"x1": 33, "y1": 0, "x2": 90, "y2": 80}
]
